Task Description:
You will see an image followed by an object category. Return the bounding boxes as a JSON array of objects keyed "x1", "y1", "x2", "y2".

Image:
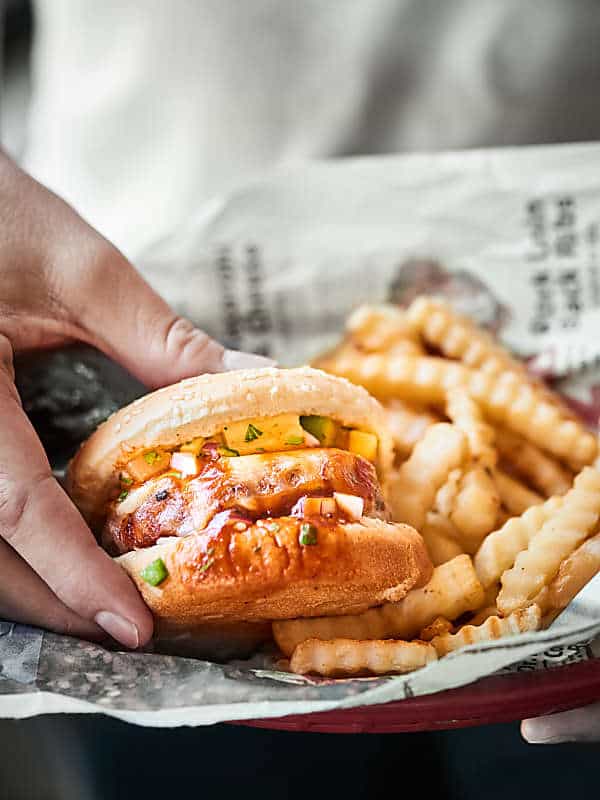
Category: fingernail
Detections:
[
  {"x1": 95, "y1": 611, "x2": 140, "y2": 649},
  {"x1": 521, "y1": 720, "x2": 566, "y2": 744},
  {"x1": 221, "y1": 349, "x2": 277, "y2": 371}
]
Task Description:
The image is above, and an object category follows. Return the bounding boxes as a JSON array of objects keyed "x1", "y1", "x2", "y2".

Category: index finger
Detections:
[{"x1": 0, "y1": 339, "x2": 153, "y2": 647}]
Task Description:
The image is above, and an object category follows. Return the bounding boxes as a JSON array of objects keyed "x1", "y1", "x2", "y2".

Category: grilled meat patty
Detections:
[{"x1": 103, "y1": 448, "x2": 386, "y2": 554}]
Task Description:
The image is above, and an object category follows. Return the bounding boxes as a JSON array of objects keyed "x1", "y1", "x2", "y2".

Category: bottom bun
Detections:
[{"x1": 117, "y1": 516, "x2": 432, "y2": 625}]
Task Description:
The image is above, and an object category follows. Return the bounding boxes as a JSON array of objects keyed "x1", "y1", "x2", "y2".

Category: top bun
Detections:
[{"x1": 66, "y1": 366, "x2": 393, "y2": 527}]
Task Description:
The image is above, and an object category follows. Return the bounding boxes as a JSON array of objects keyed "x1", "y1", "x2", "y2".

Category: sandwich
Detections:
[{"x1": 66, "y1": 367, "x2": 432, "y2": 654}]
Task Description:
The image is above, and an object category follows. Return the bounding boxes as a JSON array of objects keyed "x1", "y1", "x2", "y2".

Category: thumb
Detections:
[
  {"x1": 71, "y1": 245, "x2": 274, "y2": 389},
  {"x1": 522, "y1": 703, "x2": 600, "y2": 743}
]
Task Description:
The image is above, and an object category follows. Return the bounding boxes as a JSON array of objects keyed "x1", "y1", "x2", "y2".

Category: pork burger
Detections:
[{"x1": 66, "y1": 367, "x2": 432, "y2": 639}]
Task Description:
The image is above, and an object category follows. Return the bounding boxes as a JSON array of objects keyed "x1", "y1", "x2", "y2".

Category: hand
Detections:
[
  {"x1": 522, "y1": 703, "x2": 600, "y2": 743},
  {"x1": 0, "y1": 152, "x2": 271, "y2": 648}
]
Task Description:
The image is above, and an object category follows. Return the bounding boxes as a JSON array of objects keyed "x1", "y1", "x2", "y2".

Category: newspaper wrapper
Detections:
[{"x1": 4, "y1": 141, "x2": 600, "y2": 727}]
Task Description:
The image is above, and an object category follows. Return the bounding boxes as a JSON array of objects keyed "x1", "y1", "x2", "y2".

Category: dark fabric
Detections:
[{"x1": 0, "y1": 715, "x2": 597, "y2": 800}]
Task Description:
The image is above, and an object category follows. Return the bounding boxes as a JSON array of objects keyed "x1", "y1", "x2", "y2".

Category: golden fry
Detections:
[
  {"x1": 383, "y1": 400, "x2": 441, "y2": 459},
  {"x1": 273, "y1": 555, "x2": 484, "y2": 656},
  {"x1": 346, "y1": 305, "x2": 420, "y2": 353},
  {"x1": 474, "y1": 495, "x2": 563, "y2": 589},
  {"x1": 494, "y1": 469, "x2": 544, "y2": 516},
  {"x1": 434, "y1": 468, "x2": 462, "y2": 517},
  {"x1": 321, "y1": 350, "x2": 596, "y2": 470},
  {"x1": 419, "y1": 616, "x2": 454, "y2": 641},
  {"x1": 446, "y1": 388, "x2": 496, "y2": 468},
  {"x1": 431, "y1": 605, "x2": 541, "y2": 657},
  {"x1": 387, "y1": 423, "x2": 468, "y2": 528},
  {"x1": 495, "y1": 427, "x2": 573, "y2": 497},
  {"x1": 406, "y1": 297, "x2": 526, "y2": 375},
  {"x1": 289, "y1": 638, "x2": 437, "y2": 677},
  {"x1": 533, "y1": 531, "x2": 600, "y2": 623},
  {"x1": 498, "y1": 467, "x2": 600, "y2": 615},
  {"x1": 466, "y1": 605, "x2": 499, "y2": 626},
  {"x1": 420, "y1": 512, "x2": 464, "y2": 565},
  {"x1": 449, "y1": 465, "x2": 501, "y2": 554}
]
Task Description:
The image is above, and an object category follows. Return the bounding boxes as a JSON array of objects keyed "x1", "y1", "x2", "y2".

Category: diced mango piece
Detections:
[
  {"x1": 300, "y1": 415, "x2": 338, "y2": 446},
  {"x1": 180, "y1": 437, "x2": 205, "y2": 455},
  {"x1": 126, "y1": 449, "x2": 171, "y2": 482},
  {"x1": 222, "y1": 414, "x2": 310, "y2": 455},
  {"x1": 347, "y1": 430, "x2": 378, "y2": 462}
]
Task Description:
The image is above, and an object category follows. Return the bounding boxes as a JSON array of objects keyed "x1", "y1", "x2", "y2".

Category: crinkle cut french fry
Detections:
[
  {"x1": 420, "y1": 512, "x2": 464, "y2": 566},
  {"x1": 406, "y1": 297, "x2": 528, "y2": 375},
  {"x1": 406, "y1": 298, "x2": 569, "y2": 412},
  {"x1": 474, "y1": 495, "x2": 563, "y2": 589},
  {"x1": 446, "y1": 388, "x2": 496, "y2": 468},
  {"x1": 319, "y1": 351, "x2": 467, "y2": 406},
  {"x1": 387, "y1": 423, "x2": 468, "y2": 528},
  {"x1": 289, "y1": 638, "x2": 437, "y2": 677},
  {"x1": 449, "y1": 465, "x2": 501, "y2": 554},
  {"x1": 273, "y1": 555, "x2": 484, "y2": 657},
  {"x1": 435, "y1": 468, "x2": 462, "y2": 517},
  {"x1": 494, "y1": 469, "x2": 544, "y2": 516},
  {"x1": 498, "y1": 468, "x2": 600, "y2": 615},
  {"x1": 469, "y1": 370, "x2": 597, "y2": 472},
  {"x1": 386, "y1": 339, "x2": 427, "y2": 357},
  {"x1": 533, "y1": 531, "x2": 600, "y2": 622},
  {"x1": 319, "y1": 350, "x2": 597, "y2": 471},
  {"x1": 431, "y1": 605, "x2": 541, "y2": 657},
  {"x1": 419, "y1": 616, "x2": 454, "y2": 641},
  {"x1": 383, "y1": 400, "x2": 441, "y2": 458},
  {"x1": 346, "y1": 305, "x2": 421, "y2": 353},
  {"x1": 495, "y1": 427, "x2": 573, "y2": 497},
  {"x1": 466, "y1": 605, "x2": 499, "y2": 627}
]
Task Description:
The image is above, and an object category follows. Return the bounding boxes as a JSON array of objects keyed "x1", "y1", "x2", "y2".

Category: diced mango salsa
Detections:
[
  {"x1": 347, "y1": 430, "x2": 378, "y2": 462},
  {"x1": 179, "y1": 437, "x2": 205, "y2": 455},
  {"x1": 222, "y1": 414, "x2": 310, "y2": 455},
  {"x1": 127, "y1": 449, "x2": 171, "y2": 482},
  {"x1": 300, "y1": 415, "x2": 338, "y2": 446}
]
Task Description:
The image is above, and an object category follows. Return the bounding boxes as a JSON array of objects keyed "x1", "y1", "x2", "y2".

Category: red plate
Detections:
[{"x1": 233, "y1": 658, "x2": 600, "y2": 733}]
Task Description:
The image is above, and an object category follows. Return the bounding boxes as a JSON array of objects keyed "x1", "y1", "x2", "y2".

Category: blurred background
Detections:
[{"x1": 2, "y1": 1, "x2": 600, "y2": 797}]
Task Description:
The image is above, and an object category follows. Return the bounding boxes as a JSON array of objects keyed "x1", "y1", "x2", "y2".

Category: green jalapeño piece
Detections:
[
  {"x1": 217, "y1": 446, "x2": 240, "y2": 457},
  {"x1": 300, "y1": 415, "x2": 337, "y2": 446},
  {"x1": 298, "y1": 522, "x2": 318, "y2": 546},
  {"x1": 285, "y1": 435, "x2": 304, "y2": 446},
  {"x1": 140, "y1": 558, "x2": 169, "y2": 586},
  {"x1": 244, "y1": 423, "x2": 263, "y2": 442}
]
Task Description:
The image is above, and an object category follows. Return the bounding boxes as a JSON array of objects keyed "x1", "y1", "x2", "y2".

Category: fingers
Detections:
[
  {"x1": 0, "y1": 538, "x2": 102, "y2": 640},
  {"x1": 67, "y1": 243, "x2": 274, "y2": 389},
  {"x1": 522, "y1": 703, "x2": 600, "y2": 743},
  {"x1": 0, "y1": 341, "x2": 153, "y2": 647}
]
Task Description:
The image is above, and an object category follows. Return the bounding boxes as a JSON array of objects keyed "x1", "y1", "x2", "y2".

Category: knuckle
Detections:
[
  {"x1": 0, "y1": 472, "x2": 52, "y2": 543},
  {"x1": 0, "y1": 335, "x2": 15, "y2": 382},
  {"x1": 164, "y1": 316, "x2": 220, "y2": 361}
]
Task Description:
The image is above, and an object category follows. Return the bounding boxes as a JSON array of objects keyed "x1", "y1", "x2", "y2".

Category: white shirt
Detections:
[{"x1": 23, "y1": 0, "x2": 600, "y2": 258}]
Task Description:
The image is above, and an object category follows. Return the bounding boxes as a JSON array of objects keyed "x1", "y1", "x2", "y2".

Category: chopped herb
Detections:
[
  {"x1": 155, "y1": 490, "x2": 169, "y2": 502},
  {"x1": 268, "y1": 522, "x2": 280, "y2": 532},
  {"x1": 143, "y1": 450, "x2": 161, "y2": 465},
  {"x1": 254, "y1": 447, "x2": 266, "y2": 453},
  {"x1": 161, "y1": 470, "x2": 182, "y2": 480},
  {"x1": 140, "y1": 558, "x2": 168, "y2": 586},
  {"x1": 299, "y1": 522, "x2": 318, "y2": 546},
  {"x1": 217, "y1": 446, "x2": 240, "y2": 457},
  {"x1": 199, "y1": 558, "x2": 215, "y2": 574},
  {"x1": 119, "y1": 473, "x2": 133, "y2": 486},
  {"x1": 117, "y1": 490, "x2": 129, "y2": 502},
  {"x1": 244, "y1": 423, "x2": 263, "y2": 442},
  {"x1": 285, "y1": 435, "x2": 305, "y2": 446}
]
